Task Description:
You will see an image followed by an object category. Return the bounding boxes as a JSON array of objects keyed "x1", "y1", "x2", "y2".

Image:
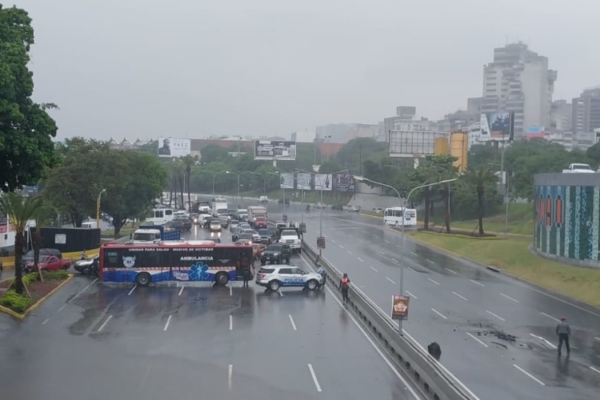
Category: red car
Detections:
[
  {"x1": 24, "y1": 255, "x2": 71, "y2": 273},
  {"x1": 254, "y1": 217, "x2": 267, "y2": 229}
]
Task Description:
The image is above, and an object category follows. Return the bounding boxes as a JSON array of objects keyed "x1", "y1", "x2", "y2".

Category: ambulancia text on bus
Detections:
[
  {"x1": 99, "y1": 240, "x2": 254, "y2": 286},
  {"x1": 383, "y1": 207, "x2": 417, "y2": 227}
]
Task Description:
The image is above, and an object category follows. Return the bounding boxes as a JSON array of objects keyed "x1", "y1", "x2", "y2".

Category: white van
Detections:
[
  {"x1": 81, "y1": 221, "x2": 98, "y2": 229},
  {"x1": 146, "y1": 208, "x2": 174, "y2": 225}
]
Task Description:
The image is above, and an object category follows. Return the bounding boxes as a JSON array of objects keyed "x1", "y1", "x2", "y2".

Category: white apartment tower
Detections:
[{"x1": 482, "y1": 42, "x2": 557, "y2": 138}]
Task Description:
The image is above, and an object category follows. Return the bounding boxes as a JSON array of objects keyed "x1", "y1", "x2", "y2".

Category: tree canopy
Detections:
[{"x1": 0, "y1": 5, "x2": 58, "y2": 192}]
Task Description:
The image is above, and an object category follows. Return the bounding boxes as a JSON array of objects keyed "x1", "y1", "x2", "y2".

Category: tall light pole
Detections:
[
  {"x1": 96, "y1": 189, "x2": 106, "y2": 228},
  {"x1": 226, "y1": 171, "x2": 255, "y2": 198},
  {"x1": 354, "y1": 176, "x2": 457, "y2": 334},
  {"x1": 499, "y1": 141, "x2": 509, "y2": 235}
]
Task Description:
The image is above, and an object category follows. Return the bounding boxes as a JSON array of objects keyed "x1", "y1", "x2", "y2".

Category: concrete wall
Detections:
[{"x1": 533, "y1": 173, "x2": 600, "y2": 268}]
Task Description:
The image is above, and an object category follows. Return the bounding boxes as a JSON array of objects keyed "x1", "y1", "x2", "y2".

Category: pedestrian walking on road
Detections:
[
  {"x1": 242, "y1": 266, "x2": 250, "y2": 288},
  {"x1": 316, "y1": 264, "x2": 326, "y2": 289},
  {"x1": 339, "y1": 273, "x2": 350, "y2": 303},
  {"x1": 556, "y1": 317, "x2": 571, "y2": 355}
]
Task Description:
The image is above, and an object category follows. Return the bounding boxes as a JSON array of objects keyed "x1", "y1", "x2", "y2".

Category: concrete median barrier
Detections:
[{"x1": 302, "y1": 241, "x2": 479, "y2": 400}]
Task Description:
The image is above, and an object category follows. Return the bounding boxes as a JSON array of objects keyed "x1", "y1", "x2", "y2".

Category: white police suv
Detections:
[{"x1": 255, "y1": 265, "x2": 324, "y2": 291}]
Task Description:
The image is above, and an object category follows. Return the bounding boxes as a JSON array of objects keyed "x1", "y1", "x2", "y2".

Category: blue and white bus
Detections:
[
  {"x1": 99, "y1": 240, "x2": 254, "y2": 287},
  {"x1": 383, "y1": 207, "x2": 417, "y2": 227}
]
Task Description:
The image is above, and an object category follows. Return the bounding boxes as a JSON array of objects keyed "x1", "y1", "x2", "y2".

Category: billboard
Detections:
[
  {"x1": 297, "y1": 173, "x2": 311, "y2": 190},
  {"x1": 313, "y1": 174, "x2": 332, "y2": 191},
  {"x1": 391, "y1": 295, "x2": 410, "y2": 320},
  {"x1": 389, "y1": 130, "x2": 446, "y2": 157},
  {"x1": 254, "y1": 140, "x2": 297, "y2": 161},
  {"x1": 280, "y1": 173, "x2": 294, "y2": 189},
  {"x1": 157, "y1": 138, "x2": 191, "y2": 158},
  {"x1": 334, "y1": 172, "x2": 355, "y2": 192},
  {"x1": 480, "y1": 112, "x2": 515, "y2": 140}
]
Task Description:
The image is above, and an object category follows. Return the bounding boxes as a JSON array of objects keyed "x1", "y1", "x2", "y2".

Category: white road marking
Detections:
[
  {"x1": 57, "y1": 304, "x2": 67, "y2": 312},
  {"x1": 330, "y1": 238, "x2": 336, "y2": 243},
  {"x1": 386, "y1": 277, "x2": 396, "y2": 284},
  {"x1": 278, "y1": 291, "x2": 284, "y2": 297},
  {"x1": 426, "y1": 259, "x2": 435, "y2": 264},
  {"x1": 470, "y1": 279, "x2": 485, "y2": 287},
  {"x1": 229, "y1": 315, "x2": 233, "y2": 330},
  {"x1": 339, "y1": 244, "x2": 345, "y2": 249},
  {"x1": 228, "y1": 364, "x2": 233, "y2": 391},
  {"x1": 69, "y1": 278, "x2": 98, "y2": 302},
  {"x1": 409, "y1": 251, "x2": 417, "y2": 256},
  {"x1": 370, "y1": 266, "x2": 378, "y2": 272},
  {"x1": 427, "y1": 278, "x2": 440, "y2": 286},
  {"x1": 42, "y1": 318, "x2": 49, "y2": 325},
  {"x1": 431, "y1": 308, "x2": 447, "y2": 319},
  {"x1": 444, "y1": 268, "x2": 457, "y2": 275},
  {"x1": 590, "y1": 366, "x2": 600, "y2": 375},
  {"x1": 452, "y1": 292, "x2": 468, "y2": 301},
  {"x1": 128, "y1": 285, "x2": 137, "y2": 296},
  {"x1": 98, "y1": 315, "x2": 113, "y2": 332},
  {"x1": 467, "y1": 332, "x2": 488, "y2": 348},
  {"x1": 229, "y1": 285, "x2": 232, "y2": 296},
  {"x1": 289, "y1": 315, "x2": 297, "y2": 331},
  {"x1": 530, "y1": 333, "x2": 557, "y2": 349},
  {"x1": 391, "y1": 257, "x2": 399, "y2": 263},
  {"x1": 307, "y1": 364, "x2": 322, "y2": 392},
  {"x1": 178, "y1": 286, "x2": 185, "y2": 296},
  {"x1": 500, "y1": 293, "x2": 519, "y2": 303},
  {"x1": 138, "y1": 365, "x2": 152, "y2": 390},
  {"x1": 298, "y1": 253, "x2": 424, "y2": 400},
  {"x1": 405, "y1": 290, "x2": 417, "y2": 299},
  {"x1": 163, "y1": 315, "x2": 172, "y2": 331},
  {"x1": 358, "y1": 257, "x2": 364, "y2": 262},
  {"x1": 486, "y1": 310, "x2": 506, "y2": 322},
  {"x1": 384, "y1": 240, "x2": 390, "y2": 244},
  {"x1": 541, "y1": 312, "x2": 561, "y2": 322},
  {"x1": 513, "y1": 364, "x2": 545, "y2": 386},
  {"x1": 380, "y1": 251, "x2": 386, "y2": 256},
  {"x1": 347, "y1": 251, "x2": 353, "y2": 255},
  {"x1": 595, "y1": 337, "x2": 600, "y2": 342}
]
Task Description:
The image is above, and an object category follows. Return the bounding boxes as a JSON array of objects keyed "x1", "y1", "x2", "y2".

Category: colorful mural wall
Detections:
[{"x1": 534, "y1": 183, "x2": 600, "y2": 265}]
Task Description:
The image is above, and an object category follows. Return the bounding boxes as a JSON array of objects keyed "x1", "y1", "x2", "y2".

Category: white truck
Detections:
[
  {"x1": 278, "y1": 227, "x2": 301, "y2": 253},
  {"x1": 212, "y1": 200, "x2": 228, "y2": 217},
  {"x1": 562, "y1": 163, "x2": 595, "y2": 173},
  {"x1": 247, "y1": 206, "x2": 267, "y2": 226}
]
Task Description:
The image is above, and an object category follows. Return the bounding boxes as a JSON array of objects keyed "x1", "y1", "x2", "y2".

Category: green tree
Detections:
[
  {"x1": 200, "y1": 144, "x2": 231, "y2": 164},
  {"x1": 459, "y1": 166, "x2": 499, "y2": 235},
  {"x1": 0, "y1": 192, "x2": 43, "y2": 294},
  {"x1": 250, "y1": 164, "x2": 280, "y2": 194},
  {"x1": 181, "y1": 154, "x2": 198, "y2": 210},
  {"x1": 32, "y1": 203, "x2": 57, "y2": 281},
  {"x1": 336, "y1": 138, "x2": 388, "y2": 174},
  {"x1": 100, "y1": 151, "x2": 167, "y2": 236},
  {"x1": 586, "y1": 142, "x2": 600, "y2": 168},
  {"x1": 0, "y1": 5, "x2": 58, "y2": 192},
  {"x1": 468, "y1": 144, "x2": 499, "y2": 169},
  {"x1": 318, "y1": 160, "x2": 343, "y2": 174}
]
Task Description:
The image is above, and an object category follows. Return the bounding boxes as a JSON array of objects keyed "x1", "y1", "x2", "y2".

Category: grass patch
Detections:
[
  {"x1": 429, "y1": 202, "x2": 533, "y2": 236},
  {"x1": 361, "y1": 210, "x2": 383, "y2": 218},
  {"x1": 409, "y1": 231, "x2": 600, "y2": 308},
  {"x1": 101, "y1": 221, "x2": 141, "y2": 238},
  {"x1": 0, "y1": 270, "x2": 70, "y2": 314}
]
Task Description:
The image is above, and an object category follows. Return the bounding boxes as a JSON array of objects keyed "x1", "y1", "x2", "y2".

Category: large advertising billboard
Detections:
[
  {"x1": 157, "y1": 138, "x2": 191, "y2": 158},
  {"x1": 389, "y1": 130, "x2": 446, "y2": 158},
  {"x1": 480, "y1": 112, "x2": 515, "y2": 140},
  {"x1": 255, "y1": 140, "x2": 297, "y2": 161},
  {"x1": 334, "y1": 172, "x2": 355, "y2": 192},
  {"x1": 280, "y1": 173, "x2": 294, "y2": 189},
  {"x1": 296, "y1": 173, "x2": 311, "y2": 190},
  {"x1": 313, "y1": 174, "x2": 332, "y2": 191}
]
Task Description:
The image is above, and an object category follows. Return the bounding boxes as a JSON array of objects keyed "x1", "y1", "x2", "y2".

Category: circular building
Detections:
[{"x1": 534, "y1": 173, "x2": 600, "y2": 268}]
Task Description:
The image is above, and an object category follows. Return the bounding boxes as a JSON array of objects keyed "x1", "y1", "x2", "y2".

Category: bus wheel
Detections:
[
  {"x1": 216, "y1": 272, "x2": 229, "y2": 286},
  {"x1": 136, "y1": 272, "x2": 151, "y2": 287}
]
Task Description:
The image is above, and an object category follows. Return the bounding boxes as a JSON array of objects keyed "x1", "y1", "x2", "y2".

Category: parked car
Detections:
[
  {"x1": 331, "y1": 204, "x2": 344, "y2": 211},
  {"x1": 24, "y1": 255, "x2": 71, "y2": 273},
  {"x1": 74, "y1": 255, "x2": 99, "y2": 274},
  {"x1": 347, "y1": 205, "x2": 361, "y2": 213},
  {"x1": 22, "y1": 248, "x2": 62, "y2": 267}
]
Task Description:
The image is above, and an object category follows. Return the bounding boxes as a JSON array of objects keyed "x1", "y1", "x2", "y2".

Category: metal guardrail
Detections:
[{"x1": 302, "y1": 241, "x2": 479, "y2": 400}]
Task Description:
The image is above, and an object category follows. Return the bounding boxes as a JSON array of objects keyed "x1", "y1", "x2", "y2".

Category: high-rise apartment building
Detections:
[
  {"x1": 572, "y1": 88, "x2": 600, "y2": 134},
  {"x1": 482, "y1": 42, "x2": 557, "y2": 138}
]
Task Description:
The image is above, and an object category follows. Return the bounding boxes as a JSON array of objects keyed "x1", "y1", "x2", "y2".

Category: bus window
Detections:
[
  {"x1": 103, "y1": 250, "x2": 121, "y2": 268},
  {"x1": 165, "y1": 209, "x2": 173, "y2": 216},
  {"x1": 155, "y1": 210, "x2": 164, "y2": 218}
]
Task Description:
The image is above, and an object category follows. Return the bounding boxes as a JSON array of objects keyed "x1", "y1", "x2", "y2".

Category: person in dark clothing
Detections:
[
  {"x1": 427, "y1": 342, "x2": 442, "y2": 361},
  {"x1": 339, "y1": 273, "x2": 350, "y2": 303},
  {"x1": 242, "y1": 266, "x2": 250, "y2": 287},
  {"x1": 556, "y1": 317, "x2": 571, "y2": 355}
]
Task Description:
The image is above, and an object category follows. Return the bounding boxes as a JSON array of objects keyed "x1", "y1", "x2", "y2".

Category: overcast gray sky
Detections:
[{"x1": 13, "y1": 0, "x2": 600, "y2": 141}]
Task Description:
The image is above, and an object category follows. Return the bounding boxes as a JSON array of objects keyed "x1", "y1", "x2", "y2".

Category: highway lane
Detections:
[
  {"x1": 272, "y1": 207, "x2": 600, "y2": 400},
  {"x1": 0, "y1": 220, "x2": 421, "y2": 400}
]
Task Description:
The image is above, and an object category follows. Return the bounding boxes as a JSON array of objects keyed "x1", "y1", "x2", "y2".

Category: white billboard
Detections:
[
  {"x1": 314, "y1": 174, "x2": 332, "y2": 191},
  {"x1": 280, "y1": 173, "x2": 294, "y2": 189},
  {"x1": 389, "y1": 131, "x2": 446, "y2": 158},
  {"x1": 158, "y1": 138, "x2": 191, "y2": 158},
  {"x1": 297, "y1": 173, "x2": 311, "y2": 190},
  {"x1": 255, "y1": 140, "x2": 297, "y2": 161}
]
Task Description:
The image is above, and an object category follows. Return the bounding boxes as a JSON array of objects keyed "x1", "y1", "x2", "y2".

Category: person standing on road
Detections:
[
  {"x1": 316, "y1": 264, "x2": 326, "y2": 288},
  {"x1": 556, "y1": 317, "x2": 571, "y2": 355},
  {"x1": 242, "y1": 266, "x2": 250, "y2": 288},
  {"x1": 339, "y1": 273, "x2": 350, "y2": 303}
]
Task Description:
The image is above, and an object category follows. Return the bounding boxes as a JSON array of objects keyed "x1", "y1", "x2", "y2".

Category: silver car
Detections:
[{"x1": 255, "y1": 265, "x2": 324, "y2": 291}]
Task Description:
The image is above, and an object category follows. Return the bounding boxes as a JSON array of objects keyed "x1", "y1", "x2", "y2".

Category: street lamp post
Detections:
[
  {"x1": 96, "y1": 189, "x2": 106, "y2": 228},
  {"x1": 499, "y1": 142, "x2": 509, "y2": 235},
  {"x1": 354, "y1": 176, "x2": 457, "y2": 334}
]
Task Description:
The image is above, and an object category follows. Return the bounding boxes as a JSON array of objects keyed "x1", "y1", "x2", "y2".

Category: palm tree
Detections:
[
  {"x1": 169, "y1": 160, "x2": 185, "y2": 209},
  {"x1": 460, "y1": 166, "x2": 499, "y2": 235},
  {"x1": 181, "y1": 154, "x2": 198, "y2": 211},
  {"x1": 0, "y1": 193, "x2": 44, "y2": 294},
  {"x1": 32, "y1": 205, "x2": 57, "y2": 281}
]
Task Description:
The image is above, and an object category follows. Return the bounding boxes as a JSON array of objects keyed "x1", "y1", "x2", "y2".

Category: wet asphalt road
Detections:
[
  {"x1": 262, "y1": 201, "x2": 600, "y2": 400},
  {"x1": 0, "y1": 223, "x2": 420, "y2": 400}
]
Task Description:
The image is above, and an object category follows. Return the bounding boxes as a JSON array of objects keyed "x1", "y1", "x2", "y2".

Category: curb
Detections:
[
  {"x1": 0, "y1": 274, "x2": 74, "y2": 320},
  {"x1": 359, "y1": 212, "x2": 383, "y2": 219}
]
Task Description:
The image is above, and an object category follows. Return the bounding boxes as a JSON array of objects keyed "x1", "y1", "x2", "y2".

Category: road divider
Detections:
[{"x1": 302, "y1": 241, "x2": 480, "y2": 400}]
